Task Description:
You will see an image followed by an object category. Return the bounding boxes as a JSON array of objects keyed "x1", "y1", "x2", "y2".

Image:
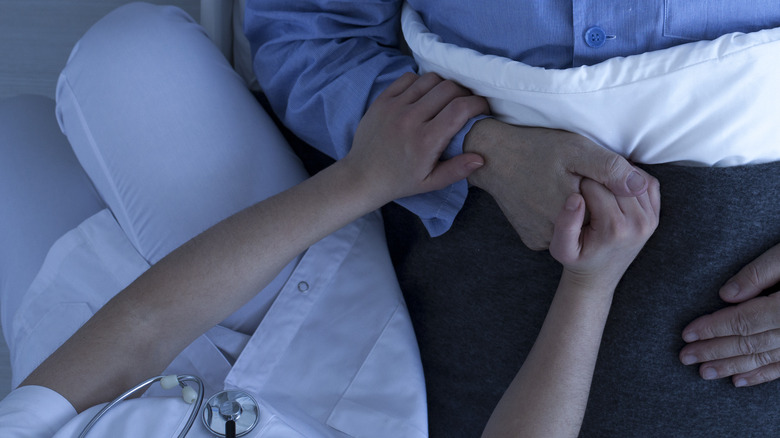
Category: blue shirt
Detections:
[{"x1": 245, "y1": 0, "x2": 780, "y2": 235}]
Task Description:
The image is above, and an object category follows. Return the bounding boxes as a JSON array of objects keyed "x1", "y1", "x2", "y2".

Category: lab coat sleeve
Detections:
[
  {"x1": 0, "y1": 386, "x2": 76, "y2": 437},
  {"x1": 244, "y1": 0, "x2": 470, "y2": 236}
]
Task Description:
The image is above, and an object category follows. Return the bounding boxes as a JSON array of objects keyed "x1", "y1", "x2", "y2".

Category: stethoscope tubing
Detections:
[{"x1": 77, "y1": 374, "x2": 204, "y2": 438}]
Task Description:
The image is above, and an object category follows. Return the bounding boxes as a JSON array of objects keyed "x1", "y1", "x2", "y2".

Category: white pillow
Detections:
[{"x1": 402, "y1": 4, "x2": 780, "y2": 166}]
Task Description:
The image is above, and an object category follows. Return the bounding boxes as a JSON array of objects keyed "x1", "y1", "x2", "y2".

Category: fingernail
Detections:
[
  {"x1": 721, "y1": 282, "x2": 740, "y2": 300},
  {"x1": 702, "y1": 367, "x2": 718, "y2": 380},
  {"x1": 466, "y1": 161, "x2": 484, "y2": 170},
  {"x1": 734, "y1": 378, "x2": 747, "y2": 387},
  {"x1": 683, "y1": 332, "x2": 699, "y2": 342},
  {"x1": 681, "y1": 354, "x2": 697, "y2": 365},
  {"x1": 626, "y1": 171, "x2": 647, "y2": 193}
]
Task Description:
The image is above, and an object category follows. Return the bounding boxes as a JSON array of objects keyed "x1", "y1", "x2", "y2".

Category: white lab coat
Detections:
[{"x1": 0, "y1": 209, "x2": 428, "y2": 437}]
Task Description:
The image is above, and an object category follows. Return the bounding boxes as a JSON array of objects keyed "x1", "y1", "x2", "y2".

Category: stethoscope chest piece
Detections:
[{"x1": 202, "y1": 390, "x2": 260, "y2": 437}]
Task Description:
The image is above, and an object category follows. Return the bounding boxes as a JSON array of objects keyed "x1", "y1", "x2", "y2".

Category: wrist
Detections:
[
  {"x1": 326, "y1": 157, "x2": 391, "y2": 212},
  {"x1": 463, "y1": 118, "x2": 532, "y2": 197},
  {"x1": 559, "y1": 268, "x2": 620, "y2": 297},
  {"x1": 463, "y1": 118, "x2": 499, "y2": 190}
]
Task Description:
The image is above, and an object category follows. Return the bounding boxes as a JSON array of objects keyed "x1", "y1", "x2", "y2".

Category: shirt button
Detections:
[
  {"x1": 585, "y1": 26, "x2": 607, "y2": 48},
  {"x1": 297, "y1": 281, "x2": 309, "y2": 293}
]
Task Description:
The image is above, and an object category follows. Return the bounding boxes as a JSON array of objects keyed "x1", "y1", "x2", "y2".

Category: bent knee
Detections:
[{"x1": 57, "y1": 3, "x2": 216, "y2": 98}]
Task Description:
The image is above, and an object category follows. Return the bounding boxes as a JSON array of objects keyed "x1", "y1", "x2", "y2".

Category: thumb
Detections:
[
  {"x1": 571, "y1": 147, "x2": 647, "y2": 197},
  {"x1": 720, "y1": 243, "x2": 780, "y2": 303},
  {"x1": 423, "y1": 152, "x2": 484, "y2": 192},
  {"x1": 549, "y1": 194, "x2": 585, "y2": 265}
]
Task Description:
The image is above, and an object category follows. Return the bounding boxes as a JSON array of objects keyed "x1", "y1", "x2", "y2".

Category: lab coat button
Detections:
[
  {"x1": 585, "y1": 26, "x2": 607, "y2": 48},
  {"x1": 297, "y1": 281, "x2": 309, "y2": 292}
]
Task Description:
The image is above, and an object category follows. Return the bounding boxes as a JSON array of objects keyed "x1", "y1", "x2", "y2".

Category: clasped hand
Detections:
[
  {"x1": 464, "y1": 120, "x2": 652, "y2": 250},
  {"x1": 348, "y1": 73, "x2": 780, "y2": 390},
  {"x1": 549, "y1": 178, "x2": 660, "y2": 291}
]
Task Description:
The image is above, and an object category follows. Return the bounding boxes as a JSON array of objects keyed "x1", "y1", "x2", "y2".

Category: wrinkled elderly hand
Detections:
[
  {"x1": 680, "y1": 242, "x2": 780, "y2": 387},
  {"x1": 464, "y1": 119, "x2": 651, "y2": 250}
]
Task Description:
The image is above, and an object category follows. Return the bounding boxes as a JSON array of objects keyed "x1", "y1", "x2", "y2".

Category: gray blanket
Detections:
[{"x1": 382, "y1": 161, "x2": 780, "y2": 437}]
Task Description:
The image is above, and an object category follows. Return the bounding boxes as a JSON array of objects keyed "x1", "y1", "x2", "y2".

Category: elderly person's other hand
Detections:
[
  {"x1": 464, "y1": 119, "x2": 651, "y2": 250},
  {"x1": 680, "y1": 242, "x2": 780, "y2": 386}
]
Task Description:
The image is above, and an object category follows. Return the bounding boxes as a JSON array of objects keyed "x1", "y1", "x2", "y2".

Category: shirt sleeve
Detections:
[
  {"x1": 0, "y1": 386, "x2": 77, "y2": 437},
  {"x1": 244, "y1": 0, "x2": 472, "y2": 236}
]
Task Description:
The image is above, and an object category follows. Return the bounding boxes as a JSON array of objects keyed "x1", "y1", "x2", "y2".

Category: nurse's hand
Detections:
[
  {"x1": 463, "y1": 119, "x2": 651, "y2": 250},
  {"x1": 680, "y1": 242, "x2": 780, "y2": 387},
  {"x1": 482, "y1": 178, "x2": 659, "y2": 438},
  {"x1": 550, "y1": 178, "x2": 660, "y2": 291},
  {"x1": 344, "y1": 72, "x2": 489, "y2": 206}
]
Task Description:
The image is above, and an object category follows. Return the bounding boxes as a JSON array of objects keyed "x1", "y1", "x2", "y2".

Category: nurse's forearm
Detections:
[
  {"x1": 21, "y1": 72, "x2": 488, "y2": 413},
  {"x1": 482, "y1": 272, "x2": 614, "y2": 438},
  {"x1": 20, "y1": 159, "x2": 386, "y2": 412}
]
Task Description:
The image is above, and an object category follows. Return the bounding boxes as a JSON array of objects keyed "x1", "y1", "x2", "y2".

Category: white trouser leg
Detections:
[
  {"x1": 54, "y1": 2, "x2": 309, "y2": 332},
  {"x1": 56, "y1": 2, "x2": 309, "y2": 266}
]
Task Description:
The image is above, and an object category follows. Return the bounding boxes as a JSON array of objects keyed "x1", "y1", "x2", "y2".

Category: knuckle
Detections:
[
  {"x1": 400, "y1": 72, "x2": 418, "y2": 81},
  {"x1": 439, "y1": 79, "x2": 464, "y2": 95},
  {"x1": 447, "y1": 96, "x2": 472, "y2": 116},
  {"x1": 754, "y1": 351, "x2": 775, "y2": 368},
  {"x1": 633, "y1": 215, "x2": 657, "y2": 238},
  {"x1": 753, "y1": 331, "x2": 777, "y2": 352},
  {"x1": 738, "y1": 336, "x2": 758, "y2": 355},
  {"x1": 603, "y1": 154, "x2": 628, "y2": 180},
  {"x1": 723, "y1": 361, "x2": 741, "y2": 376},
  {"x1": 731, "y1": 311, "x2": 753, "y2": 337},
  {"x1": 394, "y1": 72, "x2": 418, "y2": 90},
  {"x1": 472, "y1": 95, "x2": 490, "y2": 111},
  {"x1": 420, "y1": 72, "x2": 442, "y2": 82},
  {"x1": 696, "y1": 319, "x2": 716, "y2": 340}
]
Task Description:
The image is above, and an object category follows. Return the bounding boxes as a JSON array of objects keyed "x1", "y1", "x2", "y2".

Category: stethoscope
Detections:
[{"x1": 78, "y1": 375, "x2": 260, "y2": 437}]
